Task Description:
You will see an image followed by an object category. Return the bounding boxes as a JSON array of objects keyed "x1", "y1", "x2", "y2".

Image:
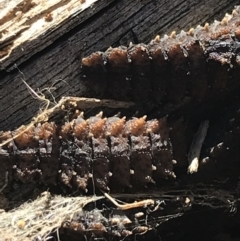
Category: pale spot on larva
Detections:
[
  {"x1": 232, "y1": 9, "x2": 238, "y2": 17},
  {"x1": 221, "y1": 17, "x2": 228, "y2": 26},
  {"x1": 204, "y1": 23, "x2": 209, "y2": 31},
  {"x1": 170, "y1": 31, "x2": 176, "y2": 39},
  {"x1": 154, "y1": 35, "x2": 160, "y2": 42},
  {"x1": 187, "y1": 28, "x2": 194, "y2": 36}
]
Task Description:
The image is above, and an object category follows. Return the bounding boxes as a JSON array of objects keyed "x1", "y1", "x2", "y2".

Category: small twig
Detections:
[
  {"x1": 104, "y1": 193, "x2": 155, "y2": 210},
  {"x1": 188, "y1": 120, "x2": 209, "y2": 174}
]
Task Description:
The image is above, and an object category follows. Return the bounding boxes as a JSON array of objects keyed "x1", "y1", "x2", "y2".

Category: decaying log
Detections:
[{"x1": 1, "y1": 1, "x2": 240, "y2": 241}]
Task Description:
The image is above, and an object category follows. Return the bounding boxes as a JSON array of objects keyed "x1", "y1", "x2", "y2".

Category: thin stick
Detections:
[
  {"x1": 104, "y1": 193, "x2": 155, "y2": 210},
  {"x1": 188, "y1": 120, "x2": 209, "y2": 174}
]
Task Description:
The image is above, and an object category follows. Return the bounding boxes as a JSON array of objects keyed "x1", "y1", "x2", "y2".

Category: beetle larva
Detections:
[
  {"x1": 62, "y1": 208, "x2": 151, "y2": 239},
  {"x1": 81, "y1": 6, "x2": 240, "y2": 114},
  {"x1": 0, "y1": 113, "x2": 175, "y2": 193}
]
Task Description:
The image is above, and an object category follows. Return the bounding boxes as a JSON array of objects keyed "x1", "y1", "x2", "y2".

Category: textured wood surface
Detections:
[
  {"x1": 0, "y1": 0, "x2": 239, "y2": 131},
  {"x1": 1, "y1": 2, "x2": 240, "y2": 240}
]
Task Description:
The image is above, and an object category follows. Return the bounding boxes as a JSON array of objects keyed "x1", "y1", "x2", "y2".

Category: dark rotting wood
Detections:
[{"x1": 0, "y1": 1, "x2": 240, "y2": 241}]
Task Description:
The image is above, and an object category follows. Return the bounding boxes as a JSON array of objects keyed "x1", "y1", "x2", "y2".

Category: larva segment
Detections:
[
  {"x1": 109, "y1": 135, "x2": 130, "y2": 190},
  {"x1": 178, "y1": 30, "x2": 208, "y2": 100},
  {"x1": 105, "y1": 116, "x2": 126, "y2": 137},
  {"x1": 124, "y1": 116, "x2": 154, "y2": 186},
  {"x1": 36, "y1": 122, "x2": 59, "y2": 185},
  {"x1": 82, "y1": 52, "x2": 108, "y2": 99},
  {"x1": 12, "y1": 125, "x2": 40, "y2": 183},
  {"x1": 148, "y1": 39, "x2": 168, "y2": 104},
  {"x1": 148, "y1": 119, "x2": 175, "y2": 180},
  {"x1": 73, "y1": 116, "x2": 88, "y2": 139},
  {"x1": 130, "y1": 134, "x2": 153, "y2": 187},
  {"x1": 106, "y1": 117, "x2": 131, "y2": 190},
  {"x1": 128, "y1": 44, "x2": 152, "y2": 102},
  {"x1": 72, "y1": 117, "x2": 92, "y2": 192},
  {"x1": 105, "y1": 47, "x2": 132, "y2": 101},
  {"x1": 88, "y1": 115, "x2": 106, "y2": 138},
  {"x1": 91, "y1": 146, "x2": 110, "y2": 192},
  {"x1": 124, "y1": 116, "x2": 147, "y2": 136},
  {"x1": 59, "y1": 123, "x2": 78, "y2": 188},
  {"x1": 194, "y1": 22, "x2": 233, "y2": 91},
  {"x1": 106, "y1": 46, "x2": 129, "y2": 73},
  {"x1": 59, "y1": 117, "x2": 92, "y2": 191},
  {"x1": 13, "y1": 126, "x2": 37, "y2": 148},
  {"x1": 89, "y1": 115, "x2": 111, "y2": 191},
  {"x1": 161, "y1": 34, "x2": 189, "y2": 102}
]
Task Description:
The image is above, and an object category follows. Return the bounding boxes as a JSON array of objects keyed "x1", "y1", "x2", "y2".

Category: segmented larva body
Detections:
[
  {"x1": 81, "y1": 7, "x2": 240, "y2": 106},
  {"x1": 0, "y1": 114, "x2": 174, "y2": 192}
]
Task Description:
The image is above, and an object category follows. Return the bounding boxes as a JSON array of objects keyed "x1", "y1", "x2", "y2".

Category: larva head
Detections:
[{"x1": 81, "y1": 51, "x2": 104, "y2": 70}]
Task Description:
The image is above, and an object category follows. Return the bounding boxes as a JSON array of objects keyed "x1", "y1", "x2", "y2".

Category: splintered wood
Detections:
[
  {"x1": 0, "y1": 191, "x2": 104, "y2": 241},
  {"x1": 0, "y1": 0, "x2": 115, "y2": 69}
]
